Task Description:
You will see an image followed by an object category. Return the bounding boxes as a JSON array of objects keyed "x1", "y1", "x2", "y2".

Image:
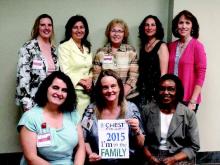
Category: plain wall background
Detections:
[{"x1": 0, "y1": 0, "x2": 219, "y2": 153}]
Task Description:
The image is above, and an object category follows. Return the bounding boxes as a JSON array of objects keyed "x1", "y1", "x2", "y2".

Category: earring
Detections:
[{"x1": 191, "y1": 30, "x2": 194, "y2": 35}]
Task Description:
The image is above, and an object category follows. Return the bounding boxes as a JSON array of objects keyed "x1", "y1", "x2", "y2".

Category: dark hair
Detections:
[
  {"x1": 138, "y1": 15, "x2": 164, "y2": 48},
  {"x1": 31, "y1": 14, "x2": 55, "y2": 44},
  {"x1": 34, "y1": 71, "x2": 77, "y2": 112},
  {"x1": 94, "y1": 69, "x2": 124, "y2": 109},
  {"x1": 60, "y1": 15, "x2": 91, "y2": 53},
  {"x1": 172, "y1": 10, "x2": 199, "y2": 39},
  {"x1": 155, "y1": 74, "x2": 184, "y2": 103}
]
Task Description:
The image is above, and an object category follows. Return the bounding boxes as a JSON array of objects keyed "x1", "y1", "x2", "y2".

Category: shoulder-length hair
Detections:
[
  {"x1": 94, "y1": 69, "x2": 125, "y2": 110},
  {"x1": 138, "y1": 15, "x2": 164, "y2": 48},
  {"x1": 34, "y1": 71, "x2": 77, "y2": 112},
  {"x1": 105, "y1": 18, "x2": 129, "y2": 44},
  {"x1": 155, "y1": 74, "x2": 184, "y2": 103},
  {"x1": 172, "y1": 10, "x2": 199, "y2": 39},
  {"x1": 31, "y1": 14, "x2": 55, "y2": 45},
  {"x1": 60, "y1": 15, "x2": 91, "y2": 53}
]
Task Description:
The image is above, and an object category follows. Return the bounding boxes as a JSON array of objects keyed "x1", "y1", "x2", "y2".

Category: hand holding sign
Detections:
[{"x1": 98, "y1": 119, "x2": 129, "y2": 159}]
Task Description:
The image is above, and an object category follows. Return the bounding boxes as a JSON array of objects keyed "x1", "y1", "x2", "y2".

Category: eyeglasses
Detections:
[
  {"x1": 110, "y1": 29, "x2": 124, "y2": 34},
  {"x1": 159, "y1": 86, "x2": 176, "y2": 92}
]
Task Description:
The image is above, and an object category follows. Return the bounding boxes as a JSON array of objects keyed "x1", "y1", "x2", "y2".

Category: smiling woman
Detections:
[
  {"x1": 168, "y1": 10, "x2": 207, "y2": 112},
  {"x1": 15, "y1": 14, "x2": 59, "y2": 111},
  {"x1": 82, "y1": 69, "x2": 145, "y2": 165},
  {"x1": 142, "y1": 74, "x2": 200, "y2": 165},
  {"x1": 17, "y1": 71, "x2": 85, "y2": 165},
  {"x1": 58, "y1": 15, "x2": 93, "y2": 116},
  {"x1": 93, "y1": 19, "x2": 139, "y2": 102}
]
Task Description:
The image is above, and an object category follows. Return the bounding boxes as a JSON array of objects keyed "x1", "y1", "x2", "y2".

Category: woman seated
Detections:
[
  {"x1": 17, "y1": 71, "x2": 85, "y2": 165},
  {"x1": 82, "y1": 69, "x2": 144, "y2": 165},
  {"x1": 142, "y1": 74, "x2": 200, "y2": 165}
]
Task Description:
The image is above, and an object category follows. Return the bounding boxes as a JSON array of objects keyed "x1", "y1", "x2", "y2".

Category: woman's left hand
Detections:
[{"x1": 126, "y1": 118, "x2": 140, "y2": 134}]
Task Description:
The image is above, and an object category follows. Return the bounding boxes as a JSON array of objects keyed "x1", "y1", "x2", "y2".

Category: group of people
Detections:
[{"x1": 16, "y1": 9, "x2": 206, "y2": 165}]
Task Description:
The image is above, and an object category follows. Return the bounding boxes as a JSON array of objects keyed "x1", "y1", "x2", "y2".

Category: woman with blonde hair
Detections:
[
  {"x1": 16, "y1": 14, "x2": 59, "y2": 111},
  {"x1": 93, "y1": 19, "x2": 139, "y2": 102}
]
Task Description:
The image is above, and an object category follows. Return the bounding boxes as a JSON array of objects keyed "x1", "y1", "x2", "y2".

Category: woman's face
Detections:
[
  {"x1": 71, "y1": 21, "x2": 85, "y2": 42},
  {"x1": 109, "y1": 24, "x2": 125, "y2": 45},
  {"x1": 144, "y1": 18, "x2": 157, "y2": 37},
  {"x1": 101, "y1": 76, "x2": 120, "y2": 103},
  {"x1": 159, "y1": 80, "x2": 177, "y2": 105},
  {"x1": 38, "y1": 18, "x2": 53, "y2": 40},
  {"x1": 47, "y1": 78, "x2": 67, "y2": 107},
  {"x1": 177, "y1": 15, "x2": 192, "y2": 38}
]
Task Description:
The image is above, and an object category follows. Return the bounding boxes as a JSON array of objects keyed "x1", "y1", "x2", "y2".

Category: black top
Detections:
[{"x1": 137, "y1": 41, "x2": 163, "y2": 104}]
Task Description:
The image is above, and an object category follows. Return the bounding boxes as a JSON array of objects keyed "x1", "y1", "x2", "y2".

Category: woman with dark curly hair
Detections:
[
  {"x1": 168, "y1": 10, "x2": 207, "y2": 112},
  {"x1": 58, "y1": 15, "x2": 93, "y2": 116},
  {"x1": 137, "y1": 15, "x2": 169, "y2": 108},
  {"x1": 17, "y1": 71, "x2": 85, "y2": 165}
]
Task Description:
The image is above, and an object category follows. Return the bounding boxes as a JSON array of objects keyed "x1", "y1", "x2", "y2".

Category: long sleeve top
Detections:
[
  {"x1": 15, "y1": 39, "x2": 59, "y2": 111},
  {"x1": 168, "y1": 38, "x2": 207, "y2": 103},
  {"x1": 58, "y1": 38, "x2": 93, "y2": 90}
]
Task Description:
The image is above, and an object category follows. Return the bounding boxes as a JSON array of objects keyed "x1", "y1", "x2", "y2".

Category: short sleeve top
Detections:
[{"x1": 17, "y1": 106, "x2": 80, "y2": 165}]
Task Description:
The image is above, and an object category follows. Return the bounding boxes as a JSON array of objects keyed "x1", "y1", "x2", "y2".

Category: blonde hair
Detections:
[
  {"x1": 31, "y1": 14, "x2": 55, "y2": 46},
  {"x1": 95, "y1": 99, "x2": 127, "y2": 119},
  {"x1": 105, "y1": 18, "x2": 129, "y2": 44}
]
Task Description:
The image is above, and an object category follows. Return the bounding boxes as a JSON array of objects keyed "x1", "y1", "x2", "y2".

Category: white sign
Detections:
[{"x1": 98, "y1": 119, "x2": 129, "y2": 159}]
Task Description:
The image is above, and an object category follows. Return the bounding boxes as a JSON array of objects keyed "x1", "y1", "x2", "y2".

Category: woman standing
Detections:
[
  {"x1": 58, "y1": 15, "x2": 93, "y2": 116},
  {"x1": 168, "y1": 10, "x2": 207, "y2": 111},
  {"x1": 16, "y1": 14, "x2": 59, "y2": 111},
  {"x1": 93, "y1": 19, "x2": 139, "y2": 102},
  {"x1": 137, "y1": 15, "x2": 169, "y2": 107},
  {"x1": 18, "y1": 71, "x2": 85, "y2": 165},
  {"x1": 82, "y1": 70, "x2": 144, "y2": 165},
  {"x1": 142, "y1": 74, "x2": 200, "y2": 165}
]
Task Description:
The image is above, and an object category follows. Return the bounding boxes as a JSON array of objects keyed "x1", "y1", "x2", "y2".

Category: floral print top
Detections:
[{"x1": 15, "y1": 39, "x2": 59, "y2": 111}]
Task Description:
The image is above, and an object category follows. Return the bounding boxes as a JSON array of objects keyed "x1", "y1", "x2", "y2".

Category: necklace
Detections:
[
  {"x1": 178, "y1": 37, "x2": 192, "y2": 53},
  {"x1": 77, "y1": 45, "x2": 83, "y2": 53},
  {"x1": 145, "y1": 39, "x2": 157, "y2": 52}
]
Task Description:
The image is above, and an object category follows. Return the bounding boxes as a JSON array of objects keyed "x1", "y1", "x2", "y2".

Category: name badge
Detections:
[
  {"x1": 37, "y1": 132, "x2": 52, "y2": 147},
  {"x1": 32, "y1": 59, "x2": 43, "y2": 69},
  {"x1": 81, "y1": 116, "x2": 93, "y2": 131},
  {"x1": 103, "y1": 55, "x2": 113, "y2": 64}
]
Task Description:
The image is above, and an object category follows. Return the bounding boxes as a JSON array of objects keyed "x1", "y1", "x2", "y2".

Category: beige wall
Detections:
[
  {"x1": 0, "y1": 0, "x2": 169, "y2": 153},
  {"x1": 173, "y1": 0, "x2": 220, "y2": 151}
]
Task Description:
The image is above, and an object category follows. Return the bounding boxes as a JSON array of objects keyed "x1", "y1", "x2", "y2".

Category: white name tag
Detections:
[
  {"x1": 103, "y1": 55, "x2": 113, "y2": 64},
  {"x1": 37, "y1": 132, "x2": 52, "y2": 147},
  {"x1": 32, "y1": 59, "x2": 43, "y2": 69}
]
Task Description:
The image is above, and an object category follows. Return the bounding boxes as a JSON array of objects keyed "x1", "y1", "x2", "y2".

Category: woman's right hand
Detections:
[
  {"x1": 79, "y1": 78, "x2": 92, "y2": 92},
  {"x1": 88, "y1": 152, "x2": 101, "y2": 162}
]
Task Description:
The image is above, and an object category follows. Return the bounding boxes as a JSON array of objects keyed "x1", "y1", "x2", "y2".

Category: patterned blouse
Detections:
[
  {"x1": 15, "y1": 39, "x2": 59, "y2": 111},
  {"x1": 93, "y1": 43, "x2": 139, "y2": 99}
]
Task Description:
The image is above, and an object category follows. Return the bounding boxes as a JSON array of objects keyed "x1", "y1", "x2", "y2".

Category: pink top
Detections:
[{"x1": 168, "y1": 38, "x2": 207, "y2": 104}]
